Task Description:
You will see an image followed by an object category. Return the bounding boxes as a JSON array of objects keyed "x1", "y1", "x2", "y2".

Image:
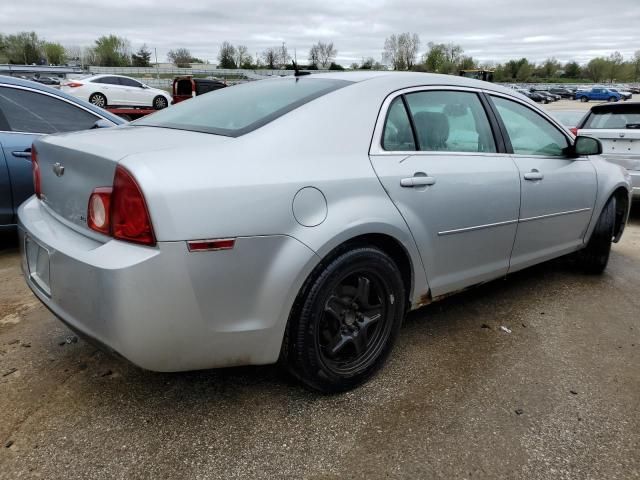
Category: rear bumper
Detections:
[{"x1": 18, "y1": 197, "x2": 318, "y2": 371}]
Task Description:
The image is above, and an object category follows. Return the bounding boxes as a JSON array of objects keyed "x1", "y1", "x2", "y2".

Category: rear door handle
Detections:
[
  {"x1": 12, "y1": 149, "x2": 31, "y2": 159},
  {"x1": 523, "y1": 169, "x2": 544, "y2": 181},
  {"x1": 400, "y1": 176, "x2": 436, "y2": 187}
]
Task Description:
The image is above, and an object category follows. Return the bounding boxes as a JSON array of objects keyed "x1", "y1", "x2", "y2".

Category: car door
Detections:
[
  {"x1": 488, "y1": 94, "x2": 598, "y2": 272},
  {"x1": 370, "y1": 88, "x2": 521, "y2": 297},
  {"x1": 0, "y1": 136, "x2": 12, "y2": 225},
  {"x1": 0, "y1": 85, "x2": 103, "y2": 218},
  {"x1": 118, "y1": 77, "x2": 147, "y2": 106},
  {"x1": 93, "y1": 76, "x2": 125, "y2": 105}
]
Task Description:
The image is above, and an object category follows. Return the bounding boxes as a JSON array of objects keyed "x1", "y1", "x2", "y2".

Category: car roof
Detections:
[
  {"x1": 0, "y1": 75, "x2": 125, "y2": 124},
  {"x1": 591, "y1": 102, "x2": 640, "y2": 114},
  {"x1": 303, "y1": 71, "x2": 522, "y2": 97}
]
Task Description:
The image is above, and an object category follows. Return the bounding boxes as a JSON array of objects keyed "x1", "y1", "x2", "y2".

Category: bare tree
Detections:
[
  {"x1": 235, "y1": 45, "x2": 250, "y2": 69},
  {"x1": 167, "y1": 48, "x2": 192, "y2": 67},
  {"x1": 278, "y1": 43, "x2": 290, "y2": 68},
  {"x1": 383, "y1": 33, "x2": 419, "y2": 70},
  {"x1": 383, "y1": 34, "x2": 401, "y2": 70},
  {"x1": 261, "y1": 47, "x2": 278, "y2": 69},
  {"x1": 308, "y1": 41, "x2": 337, "y2": 69}
]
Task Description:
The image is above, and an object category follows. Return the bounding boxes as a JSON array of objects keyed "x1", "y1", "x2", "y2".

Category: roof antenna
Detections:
[{"x1": 293, "y1": 59, "x2": 311, "y2": 77}]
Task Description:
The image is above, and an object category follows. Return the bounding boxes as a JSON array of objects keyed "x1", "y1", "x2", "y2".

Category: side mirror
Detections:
[
  {"x1": 92, "y1": 119, "x2": 115, "y2": 129},
  {"x1": 566, "y1": 135, "x2": 602, "y2": 157},
  {"x1": 141, "y1": 84, "x2": 149, "y2": 89}
]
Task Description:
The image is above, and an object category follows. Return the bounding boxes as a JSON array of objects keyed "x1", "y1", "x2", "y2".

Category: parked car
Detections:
[
  {"x1": 19, "y1": 73, "x2": 631, "y2": 392},
  {"x1": 575, "y1": 87, "x2": 621, "y2": 102},
  {"x1": 548, "y1": 87, "x2": 574, "y2": 99},
  {"x1": 531, "y1": 89, "x2": 560, "y2": 102},
  {"x1": 608, "y1": 88, "x2": 632, "y2": 101},
  {"x1": 172, "y1": 76, "x2": 226, "y2": 104},
  {"x1": 517, "y1": 89, "x2": 548, "y2": 103},
  {"x1": 576, "y1": 102, "x2": 640, "y2": 198},
  {"x1": 31, "y1": 76, "x2": 61, "y2": 86},
  {"x1": 0, "y1": 76, "x2": 124, "y2": 230},
  {"x1": 550, "y1": 110, "x2": 587, "y2": 133},
  {"x1": 60, "y1": 74, "x2": 172, "y2": 110}
]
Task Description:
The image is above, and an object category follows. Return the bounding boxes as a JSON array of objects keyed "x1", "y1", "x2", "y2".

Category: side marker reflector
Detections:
[{"x1": 187, "y1": 238, "x2": 236, "y2": 252}]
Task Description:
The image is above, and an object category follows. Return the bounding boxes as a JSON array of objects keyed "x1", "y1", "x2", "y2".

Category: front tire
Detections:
[
  {"x1": 285, "y1": 247, "x2": 405, "y2": 393},
  {"x1": 153, "y1": 95, "x2": 168, "y2": 110},
  {"x1": 581, "y1": 197, "x2": 616, "y2": 274},
  {"x1": 609, "y1": 96, "x2": 617, "y2": 102},
  {"x1": 89, "y1": 92, "x2": 107, "y2": 108}
]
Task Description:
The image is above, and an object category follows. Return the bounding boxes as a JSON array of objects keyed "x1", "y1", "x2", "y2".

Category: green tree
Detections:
[
  {"x1": 93, "y1": 35, "x2": 130, "y2": 67},
  {"x1": 607, "y1": 51, "x2": 624, "y2": 82},
  {"x1": 217, "y1": 41, "x2": 236, "y2": 69},
  {"x1": 43, "y1": 42, "x2": 65, "y2": 64},
  {"x1": 131, "y1": 44, "x2": 151, "y2": 67},
  {"x1": 540, "y1": 57, "x2": 561, "y2": 78},
  {"x1": 3, "y1": 32, "x2": 43, "y2": 64},
  {"x1": 585, "y1": 57, "x2": 608, "y2": 82},
  {"x1": 516, "y1": 60, "x2": 532, "y2": 82},
  {"x1": 564, "y1": 61, "x2": 582, "y2": 78}
]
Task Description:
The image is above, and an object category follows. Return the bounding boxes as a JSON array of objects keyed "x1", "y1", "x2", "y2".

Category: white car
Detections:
[{"x1": 60, "y1": 75, "x2": 171, "y2": 110}]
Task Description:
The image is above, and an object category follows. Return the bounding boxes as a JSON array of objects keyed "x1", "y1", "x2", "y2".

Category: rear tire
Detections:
[
  {"x1": 580, "y1": 96, "x2": 588, "y2": 103},
  {"x1": 609, "y1": 96, "x2": 617, "y2": 102},
  {"x1": 153, "y1": 96, "x2": 168, "y2": 110},
  {"x1": 89, "y1": 93, "x2": 107, "y2": 108},
  {"x1": 581, "y1": 197, "x2": 616, "y2": 274},
  {"x1": 284, "y1": 247, "x2": 405, "y2": 393}
]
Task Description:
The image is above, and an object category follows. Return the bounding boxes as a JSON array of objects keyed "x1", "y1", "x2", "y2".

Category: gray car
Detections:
[{"x1": 18, "y1": 72, "x2": 632, "y2": 392}]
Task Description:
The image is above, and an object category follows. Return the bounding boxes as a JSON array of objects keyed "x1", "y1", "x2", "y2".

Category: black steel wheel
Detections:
[
  {"x1": 153, "y1": 95, "x2": 168, "y2": 110},
  {"x1": 89, "y1": 92, "x2": 107, "y2": 108},
  {"x1": 285, "y1": 247, "x2": 405, "y2": 393}
]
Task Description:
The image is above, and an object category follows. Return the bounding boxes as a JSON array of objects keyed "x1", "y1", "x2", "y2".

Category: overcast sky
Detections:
[{"x1": 2, "y1": 0, "x2": 639, "y2": 66}]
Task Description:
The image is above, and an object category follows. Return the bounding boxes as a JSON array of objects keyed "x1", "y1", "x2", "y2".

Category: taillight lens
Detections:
[
  {"x1": 31, "y1": 145, "x2": 41, "y2": 199},
  {"x1": 111, "y1": 166, "x2": 155, "y2": 245},
  {"x1": 87, "y1": 166, "x2": 155, "y2": 246},
  {"x1": 570, "y1": 127, "x2": 578, "y2": 136},
  {"x1": 65, "y1": 82, "x2": 83, "y2": 87},
  {"x1": 88, "y1": 187, "x2": 112, "y2": 234}
]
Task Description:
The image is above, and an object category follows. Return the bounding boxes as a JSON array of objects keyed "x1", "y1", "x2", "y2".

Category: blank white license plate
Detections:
[{"x1": 25, "y1": 236, "x2": 51, "y2": 297}]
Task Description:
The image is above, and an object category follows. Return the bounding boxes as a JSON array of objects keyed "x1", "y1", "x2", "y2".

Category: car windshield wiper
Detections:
[{"x1": 625, "y1": 123, "x2": 640, "y2": 129}]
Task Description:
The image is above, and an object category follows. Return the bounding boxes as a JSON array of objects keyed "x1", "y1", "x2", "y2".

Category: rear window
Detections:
[
  {"x1": 134, "y1": 77, "x2": 351, "y2": 137},
  {"x1": 583, "y1": 108, "x2": 640, "y2": 129}
]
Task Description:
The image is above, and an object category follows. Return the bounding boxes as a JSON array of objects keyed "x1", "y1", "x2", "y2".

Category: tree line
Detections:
[{"x1": 2, "y1": 30, "x2": 640, "y2": 82}]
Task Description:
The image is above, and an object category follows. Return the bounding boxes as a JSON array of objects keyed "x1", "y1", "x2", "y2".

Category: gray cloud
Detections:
[{"x1": 1, "y1": 0, "x2": 639, "y2": 65}]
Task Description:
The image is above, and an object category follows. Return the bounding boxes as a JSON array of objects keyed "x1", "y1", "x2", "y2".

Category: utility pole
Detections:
[{"x1": 154, "y1": 47, "x2": 159, "y2": 79}]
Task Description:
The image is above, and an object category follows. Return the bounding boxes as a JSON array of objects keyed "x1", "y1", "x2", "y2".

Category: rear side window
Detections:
[
  {"x1": 382, "y1": 97, "x2": 416, "y2": 151},
  {"x1": 583, "y1": 109, "x2": 640, "y2": 129},
  {"x1": 403, "y1": 91, "x2": 497, "y2": 153},
  {"x1": 492, "y1": 96, "x2": 569, "y2": 156},
  {"x1": 0, "y1": 86, "x2": 100, "y2": 134},
  {"x1": 135, "y1": 77, "x2": 352, "y2": 137}
]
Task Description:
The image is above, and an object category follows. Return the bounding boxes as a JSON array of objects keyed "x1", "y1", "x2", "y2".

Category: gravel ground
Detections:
[{"x1": 0, "y1": 208, "x2": 639, "y2": 479}]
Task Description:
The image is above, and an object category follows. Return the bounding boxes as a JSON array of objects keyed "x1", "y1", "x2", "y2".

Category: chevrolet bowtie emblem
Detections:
[{"x1": 53, "y1": 162, "x2": 65, "y2": 177}]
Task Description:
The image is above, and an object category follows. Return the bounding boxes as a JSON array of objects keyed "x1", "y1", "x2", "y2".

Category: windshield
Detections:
[
  {"x1": 135, "y1": 77, "x2": 352, "y2": 137},
  {"x1": 583, "y1": 108, "x2": 640, "y2": 129}
]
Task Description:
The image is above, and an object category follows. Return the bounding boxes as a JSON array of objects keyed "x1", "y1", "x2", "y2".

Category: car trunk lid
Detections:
[
  {"x1": 579, "y1": 128, "x2": 640, "y2": 171},
  {"x1": 34, "y1": 125, "x2": 227, "y2": 235}
]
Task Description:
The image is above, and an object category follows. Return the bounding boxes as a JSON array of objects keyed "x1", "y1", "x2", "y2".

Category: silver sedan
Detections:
[{"x1": 18, "y1": 72, "x2": 632, "y2": 392}]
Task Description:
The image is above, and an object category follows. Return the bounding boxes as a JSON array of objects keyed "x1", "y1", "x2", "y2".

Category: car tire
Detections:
[
  {"x1": 89, "y1": 93, "x2": 107, "y2": 108},
  {"x1": 284, "y1": 247, "x2": 405, "y2": 393},
  {"x1": 580, "y1": 97, "x2": 588, "y2": 102},
  {"x1": 153, "y1": 96, "x2": 168, "y2": 110},
  {"x1": 609, "y1": 96, "x2": 617, "y2": 102},
  {"x1": 581, "y1": 197, "x2": 616, "y2": 274}
]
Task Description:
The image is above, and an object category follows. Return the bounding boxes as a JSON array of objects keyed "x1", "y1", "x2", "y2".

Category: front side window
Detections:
[
  {"x1": 403, "y1": 90, "x2": 497, "y2": 153},
  {"x1": 0, "y1": 86, "x2": 100, "y2": 134},
  {"x1": 119, "y1": 77, "x2": 141, "y2": 88},
  {"x1": 492, "y1": 96, "x2": 569, "y2": 156},
  {"x1": 135, "y1": 77, "x2": 352, "y2": 137}
]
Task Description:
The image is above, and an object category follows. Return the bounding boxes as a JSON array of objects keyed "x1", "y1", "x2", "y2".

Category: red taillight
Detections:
[
  {"x1": 111, "y1": 166, "x2": 155, "y2": 245},
  {"x1": 31, "y1": 145, "x2": 41, "y2": 199},
  {"x1": 570, "y1": 127, "x2": 578, "y2": 136},
  {"x1": 87, "y1": 187, "x2": 112, "y2": 235},
  {"x1": 87, "y1": 166, "x2": 155, "y2": 246},
  {"x1": 65, "y1": 82, "x2": 83, "y2": 88}
]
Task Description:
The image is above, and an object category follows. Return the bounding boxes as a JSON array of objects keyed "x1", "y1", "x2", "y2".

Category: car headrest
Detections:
[{"x1": 413, "y1": 111, "x2": 450, "y2": 150}]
